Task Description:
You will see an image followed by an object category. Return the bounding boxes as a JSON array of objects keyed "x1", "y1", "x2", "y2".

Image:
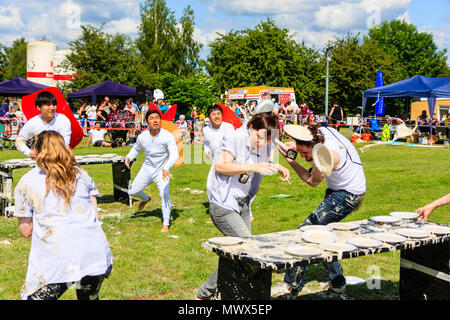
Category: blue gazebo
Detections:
[{"x1": 362, "y1": 75, "x2": 450, "y2": 144}]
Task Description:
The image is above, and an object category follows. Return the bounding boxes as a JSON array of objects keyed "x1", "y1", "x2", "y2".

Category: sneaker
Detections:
[
  {"x1": 271, "y1": 282, "x2": 298, "y2": 298},
  {"x1": 330, "y1": 275, "x2": 346, "y2": 294}
]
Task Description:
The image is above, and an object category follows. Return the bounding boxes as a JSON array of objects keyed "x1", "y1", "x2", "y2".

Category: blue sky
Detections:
[{"x1": 0, "y1": 0, "x2": 448, "y2": 61}]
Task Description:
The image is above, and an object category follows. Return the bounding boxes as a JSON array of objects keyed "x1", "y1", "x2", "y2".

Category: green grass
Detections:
[{"x1": 0, "y1": 134, "x2": 449, "y2": 300}]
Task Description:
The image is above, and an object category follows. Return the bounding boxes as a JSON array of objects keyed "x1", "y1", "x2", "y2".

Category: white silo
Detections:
[
  {"x1": 53, "y1": 49, "x2": 74, "y2": 84},
  {"x1": 27, "y1": 40, "x2": 57, "y2": 86}
]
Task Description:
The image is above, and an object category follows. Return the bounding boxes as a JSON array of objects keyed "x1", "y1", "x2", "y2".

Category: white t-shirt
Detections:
[
  {"x1": 126, "y1": 129, "x2": 178, "y2": 172},
  {"x1": 207, "y1": 125, "x2": 272, "y2": 213},
  {"x1": 16, "y1": 113, "x2": 71, "y2": 157},
  {"x1": 14, "y1": 167, "x2": 112, "y2": 299},
  {"x1": 320, "y1": 127, "x2": 366, "y2": 195},
  {"x1": 90, "y1": 128, "x2": 108, "y2": 144},
  {"x1": 202, "y1": 122, "x2": 235, "y2": 159}
]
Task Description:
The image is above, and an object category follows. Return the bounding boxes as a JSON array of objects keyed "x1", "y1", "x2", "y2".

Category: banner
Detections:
[{"x1": 375, "y1": 70, "x2": 385, "y2": 116}]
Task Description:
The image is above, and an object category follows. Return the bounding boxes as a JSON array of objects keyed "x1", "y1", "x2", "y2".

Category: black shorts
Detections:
[{"x1": 93, "y1": 140, "x2": 103, "y2": 147}]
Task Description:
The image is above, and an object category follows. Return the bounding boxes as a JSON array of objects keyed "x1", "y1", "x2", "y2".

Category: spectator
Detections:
[
  {"x1": 108, "y1": 101, "x2": 133, "y2": 147},
  {"x1": 199, "y1": 110, "x2": 206, "y2": 124},
  {"x1": 417, "y1": 110, "x2": 428, "y2": 125},
  {"x1": 124, "y1": 99, "x2": 137, "y2": 114},
  {"x1": 140, "y1": 103, "x2": 149, "y2": 124},
  {"x1": 328, "y1": 103, "x2": 344, "y2": 132},
  {"x1": 154, "y1": 89, "x2": 168, "y2": 114},
  {"x1": 305, "y1": 111, "x2": 317, "y2": 125},
  {"x1": 85, "y1": 121, "x2": 112, "y2": 147},
  {"x1": 96, "y1": 101, "x2": 108, "y2": 126},
  {"x1": 285, "y1": 101, "x2": 295, "y2": 114},
  {"x1": 87, "y1": 105, "x2": 97, "y2": 121},
  {"x1": 300, "y1": 103, "x2": 311, "y2": 124},
  {"x1": 130, "y1": 98, "x2": 140, "y2": 113},
  {"x1": 0, "y1": 99, "x2": 10, "y2": 117},
  {"x1": 290, "y1": 99, "x2": 299, "y2": 114},
  {"x1": 177, "y1": 114, "x2": 191, "y2": 144},
  {"x1": 103, "y1": 96, "x2": 112, "y2": 116},
  {"x1": 191, "y1": 106, "x2": 198, "y2": 121}
]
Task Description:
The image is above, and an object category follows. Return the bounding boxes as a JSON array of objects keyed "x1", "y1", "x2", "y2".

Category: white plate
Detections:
[
  {"x1": 346, "y1": 237, "x2": 383, "y2": 249},
  {"x1": 319, "y1": 242, "x2": 357, "y2": 253},
  {"x1": 369, "y1": 216, "x2": 402, "y2": 224},
  {"x1": 389, "y1": 212, "x2": 420, "y2": 220},
  {"x1": 395, "y1": 228, "x2": 430, "y2": 239},
  {"x1": 299, "y1": 225, "x2": 332, "y2": 232},
  {"x1": 208, "y1": 237, "x2": 244, "y2": 246},
  {"x1": 284, "y1": 245, "x2": 323, "y2": 258},
  {"x1": 328, "y1": 222, "x2": 360, "y2": 231},
  {"x1": 370, "y1": 232, "x2": 406, "y2": 244},
  {"x1": 302, "y1": 230, "x2": 338, "y2": 244},
  {"x1": 422, "y1": 225, "x2": 450, "y2": 235}
]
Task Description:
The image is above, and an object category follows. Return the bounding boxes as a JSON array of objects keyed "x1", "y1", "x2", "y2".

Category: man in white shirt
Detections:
[
  {"x1": 84, "y1": 121, "x2": 111, "y2": 147},
  {"x1": 125, "y1": 110, "x2": 178, "y2": 233},
  {"x1": 202, "y1": 104, "x2": 235, "y2": 160},
  {"x1": 16, "y1": 91, "x2": 71, "y2": 159},
  {"x1": 273, "y1": 124, "x2": 366, "y2": 297}
]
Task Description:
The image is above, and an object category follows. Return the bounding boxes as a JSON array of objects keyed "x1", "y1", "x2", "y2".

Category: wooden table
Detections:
[
  {"x1": 0, "y1": 154, "x2": 130, "y2": 217},
  {"x1": 202, "y1": 219, "x2": 450, "y2": 300}
]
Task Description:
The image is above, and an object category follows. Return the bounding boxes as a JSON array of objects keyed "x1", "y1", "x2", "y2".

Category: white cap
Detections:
[
  {"x1": 254, "y1": 99, "x2": 274, "y2": 115},
  {"x1": 154, "y1": 89, "x2": 164, "y2": 101},
  {"x1": 284, "y1": 124, "x2": 313, "y2": 141}
]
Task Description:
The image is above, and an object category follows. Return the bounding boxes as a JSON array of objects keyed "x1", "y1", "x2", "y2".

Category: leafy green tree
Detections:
[
  {"x1": 326, "y1": 33, "x2": 398, "y2": 116},
  {"x1": 158, "y1": 72, "x2": 217, "y2": 115},
  {"x1": 365, "y1": 20, "x2": 448, "y2": 79},
  {"x1": 175, "y1": 5, "x2": 202, "y2": 76},
  {"x1": 0, "y1": 44, "x2": 7, "y2": 82},
  {"x1": 3, "y1": 37, "x2": 27, "y2": 79},
  {"x1": 205, "y1": 19, "x2": 324, "y2": 110},
  {"x1": 61, "y1": 25, "x2": 142, "y2": 97},
  {"x1": 136, "y1": 0, "x2": 202, "y2": 76}
]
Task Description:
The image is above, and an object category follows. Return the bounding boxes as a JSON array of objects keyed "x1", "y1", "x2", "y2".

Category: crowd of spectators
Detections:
[{"x1": 2, "y1": 94, "x2": 450, "y2": 149}]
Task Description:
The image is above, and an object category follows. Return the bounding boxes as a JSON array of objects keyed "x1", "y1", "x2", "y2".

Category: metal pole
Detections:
[{"x1": 325, "y1": 54, "x2": 330, "y2": 117}]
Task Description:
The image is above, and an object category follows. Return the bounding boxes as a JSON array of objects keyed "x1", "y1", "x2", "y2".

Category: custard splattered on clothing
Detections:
[{"x1": 14, "y1": 167, "x2": 112, "y2": 300}]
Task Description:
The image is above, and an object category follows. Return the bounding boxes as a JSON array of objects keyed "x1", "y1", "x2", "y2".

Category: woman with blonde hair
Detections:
[{"x1": 14, "y1": 130, "x2": 112, "y2": 300}]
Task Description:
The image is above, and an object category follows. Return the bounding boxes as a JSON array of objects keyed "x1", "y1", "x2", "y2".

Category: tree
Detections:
[
  {"x1": 326, "y1": 33, "x2": 398, "y2": 116},
  {"x1": 61, "y1": 25, "x2": 142, "y2": 97},
  {"x1": 366, "y1": 20, "x2": 449, "y2": 80},
  {"x1": 205, "y1": 19, "x2": 324, "y2": 110},
  {"x1": 3, "y1": 37, "x2": 27, "y2": 79},
  {"x1": 158, "y1": 72, "x2": 217, "y2": 115},
  {"x1": 175, "y1": 5, "x2": 202, "y2": 76},
  {"x1": 0, "y1": 44, "x2": 7, "y2": 82},
  {"x1": 136, "y1": 0, "x2": 202, "y2": 76}
]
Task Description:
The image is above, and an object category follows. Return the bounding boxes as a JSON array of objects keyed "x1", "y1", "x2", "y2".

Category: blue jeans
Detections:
[{"x1": 284, "y1": 189, "x2": 365, "y2": 290}]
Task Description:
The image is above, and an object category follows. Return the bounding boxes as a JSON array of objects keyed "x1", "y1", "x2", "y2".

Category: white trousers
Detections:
[{"x1": 128, "y1": 165, "x2": 171, "y2": 226}]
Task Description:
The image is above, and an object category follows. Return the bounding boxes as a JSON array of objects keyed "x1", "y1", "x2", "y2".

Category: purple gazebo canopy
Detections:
[
  {"x1": 0, "y1": 77, "x2": 48, "y2": 96},
  {"x1": 67, "y1": 80, "x2": 140, "y2": 103}
]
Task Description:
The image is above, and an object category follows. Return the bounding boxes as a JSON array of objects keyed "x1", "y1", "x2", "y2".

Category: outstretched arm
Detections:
[{"x1": 416, "y1": 193, "x2": 450, "y2": 220}]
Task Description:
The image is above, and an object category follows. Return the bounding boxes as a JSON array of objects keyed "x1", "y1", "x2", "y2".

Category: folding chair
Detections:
[
  {"x1": 0, "y1": 120, "x2": 18, "y2": 150},
  {"x1": 0, "y1": 124, "x2": 8, "y2": 151}
]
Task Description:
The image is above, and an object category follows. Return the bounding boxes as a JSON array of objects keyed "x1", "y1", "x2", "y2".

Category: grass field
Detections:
[{"x1": 0, "y1": 133, "x2": 449, "y2": 300}]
